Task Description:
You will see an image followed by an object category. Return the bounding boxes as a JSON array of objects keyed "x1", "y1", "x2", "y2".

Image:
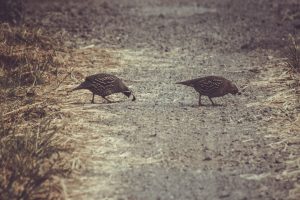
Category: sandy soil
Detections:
[{"x1": 26, "y1": 0, "x2": 300, "y2": 199}]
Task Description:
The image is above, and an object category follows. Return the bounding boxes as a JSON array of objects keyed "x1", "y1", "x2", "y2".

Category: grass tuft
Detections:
[
  {"x1": 286, "y1": 35, "x2": 300, "y2": 73},
  {"x1": 0, "y1": 116, "x2": 71, "y2": 200},
  {"x1": 0, "y1": 23, "x2": 62, "y2": 88}
]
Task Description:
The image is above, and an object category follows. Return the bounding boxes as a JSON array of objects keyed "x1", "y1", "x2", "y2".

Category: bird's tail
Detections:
[
  {"x1": 71, "y1": 82, "x2": 87, "y2": 92},
  {"x1": 176, "y1": 80, "x2": 193, "y2": 86}
]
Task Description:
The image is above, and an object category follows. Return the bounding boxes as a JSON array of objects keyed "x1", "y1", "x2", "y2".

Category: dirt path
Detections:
[{"x1": 27, "y1": 0, "x2": 299, "y2": 199}]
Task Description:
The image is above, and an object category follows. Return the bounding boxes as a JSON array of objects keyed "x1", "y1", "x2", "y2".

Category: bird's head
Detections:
[
  {"x1": 123, "y1": 90, "x2": 136, "y2": 101},
  {"x1": 229, "y1": 83, "x2": 241, "y2": 95}
]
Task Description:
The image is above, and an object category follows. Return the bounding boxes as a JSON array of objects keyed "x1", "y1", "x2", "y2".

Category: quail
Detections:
[
  {"x1": 176, "y1": 76, "x2": 241, "y2": 106},
  {"x1": 72, "y1": 73, "x2": 136, "y2": 103}
]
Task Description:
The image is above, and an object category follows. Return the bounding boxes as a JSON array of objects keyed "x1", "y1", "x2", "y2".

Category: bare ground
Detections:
[{"x1": 26, "y1": 0, "x2": 300, "y2": 199}]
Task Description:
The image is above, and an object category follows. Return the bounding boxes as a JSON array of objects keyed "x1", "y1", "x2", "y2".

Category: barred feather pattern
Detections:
[
  {"x1": 73, "y1": 73, "x2": 134, "y2": 100},
  {"x1": 84, "y1": 74, "x2": 128, "y2": 97},
  {"x1": 176, "y1": 76, "x2": 237, "y2": 98}
]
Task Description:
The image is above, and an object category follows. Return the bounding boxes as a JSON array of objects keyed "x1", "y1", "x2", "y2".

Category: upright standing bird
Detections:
[
  {"x1": 176, "y1": 76, "x2": 240, "y2": 106},
  {"x1": 72, "y1": 73, "x2": 136, "y2": 103}
]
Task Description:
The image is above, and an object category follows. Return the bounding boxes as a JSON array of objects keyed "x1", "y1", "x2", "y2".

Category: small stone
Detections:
[
  {"x1": 203, "y1": 156, "x2": 212, "y2": 161},
  {"x1": 149, "y1": 133, "x2": 157, "y2": 137}
]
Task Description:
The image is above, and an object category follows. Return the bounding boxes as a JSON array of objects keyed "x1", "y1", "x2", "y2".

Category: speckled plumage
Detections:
[
  {"x1": 72, "y1": 73, "x2": 136, "y2": 103},
  {"x1": 176, "y1": 76, "x2": 240, "y2": 106}
]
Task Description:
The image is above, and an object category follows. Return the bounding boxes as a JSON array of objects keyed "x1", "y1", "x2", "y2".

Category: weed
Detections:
[{"x1": 286, "y1": 35, "x2": 300, "y2": 73}]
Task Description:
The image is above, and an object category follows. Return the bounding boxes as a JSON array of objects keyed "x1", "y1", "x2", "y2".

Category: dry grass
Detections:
[
  {"x1": 0, "y1": 23, "x2": 72, "y2": 200},
  {"x1": 248, "y1": 47, "x2": 299, "y2": 199},
  {"x1": 0, "y1": 115, "x2": 71, "y2": 200},
  {"x1": 286, "y1": 35, "x2": 300, "y2": 73},
  {"x1": 0, "y1": 23, "x2": 62, "y2": 88}
]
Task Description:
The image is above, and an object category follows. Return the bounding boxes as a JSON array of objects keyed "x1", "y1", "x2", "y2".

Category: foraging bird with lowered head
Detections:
[
  {"x1": 176, "y1": 76, "x2": 240, "y2": 106},
  {"x1": 72, "y1": 73, "x2": 136, "y2": 103}
]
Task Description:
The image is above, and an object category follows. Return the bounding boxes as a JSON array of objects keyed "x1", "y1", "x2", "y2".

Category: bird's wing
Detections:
[
  {"x1": 195, "y1": 77, "x2": 223, "y2": 93},
  {"x1": 86, "y1": 74, "x2": 119, "y2": 87}
]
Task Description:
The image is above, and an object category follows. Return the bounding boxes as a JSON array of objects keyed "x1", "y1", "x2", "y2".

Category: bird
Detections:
[
  {"x1": 72, "y1": 73, "x2": 136, "y2": 103},
  {"x1": 176, "y1": 75, "x2": 241, "y2": 106}
]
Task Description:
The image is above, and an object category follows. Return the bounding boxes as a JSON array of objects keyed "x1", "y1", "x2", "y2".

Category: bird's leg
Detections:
[
  {"x1": 198, "y1": 94, "x2": 203, "y2": 106},
  {"x1": 91, "y1": 93, "x2": 95, "y2": 104},
  {"x1": 131, "y1": 93, "x2": 136, "y2": 101},
  {"x1": 102, "y1": 96, "x2": 112, "y2": 103},
  {"x1": 208, "y1": 97, "x2": 216, "y2": 106}
]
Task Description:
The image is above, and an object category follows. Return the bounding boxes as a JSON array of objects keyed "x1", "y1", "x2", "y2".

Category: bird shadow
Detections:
[
  {"x1": 203, "y1": 104, "x2": 224, "y2": 107},
  {"x1": 189, "y1": 103, "x2": 225, "y2": 108},
  {"x1": 70, "y1": 100, "x2": 123, "y2": 105}
]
